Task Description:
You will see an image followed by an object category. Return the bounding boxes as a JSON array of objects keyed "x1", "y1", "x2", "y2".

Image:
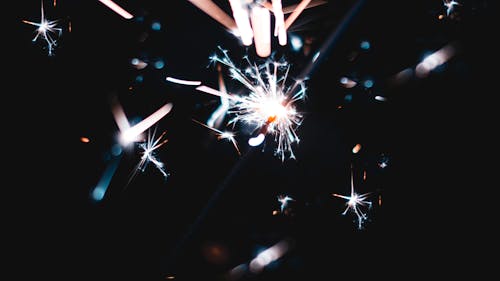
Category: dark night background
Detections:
[{"x1": 9, "y1": 0, "x2": 493, "y2": 280}]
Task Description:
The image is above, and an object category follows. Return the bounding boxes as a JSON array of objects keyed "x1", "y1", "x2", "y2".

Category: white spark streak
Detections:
[
  {"x1": 250, "y1": 5, "x2": 272, "y2": 57},
  {"x1": 98, "y1": 0, "x2": 133, "y2": 19}
]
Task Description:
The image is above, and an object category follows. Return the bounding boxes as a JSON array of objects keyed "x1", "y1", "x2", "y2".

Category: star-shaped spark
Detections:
[
  {"x1": 443, "y1": 0, "x2": 460, "y2": 16},
  {"x1": 332, "y1": 166, "x2": 372, "y2": 230},
  {"x1": 197, "y1": 46, "x2": 306, "y2": 161},
  {"x1": 22, "y1": 1, "x2": 62, "y2": 56},
  {"x1": 128, "y1": 126, "x2": 169, "y2": 184},
  {"x1": 277, "y1": 194, "x2": 294, "y2": 213},
  {"x1": 192, "y1": 119, "x2": 241, "y2": 155}
]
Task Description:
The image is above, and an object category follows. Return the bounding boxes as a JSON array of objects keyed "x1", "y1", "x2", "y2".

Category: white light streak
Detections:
[
  {"x1": 22, "y1": 1, "x2": 62, "y2": 56},
  {"x1": 228, "y1": 0, "x2": 254, "y2": 46},
  {"x1": 120, "y1": 103, "x2": 173, "y2": 145},
  {"x1": 272, "y1": 0, "x2": 287, "y2": 46},
  {"x1": 98, "y1": 0, "x2": 133, "y2": 19},
  {"x1": 333, "y1": 165, "x2": 372, "y2": 229},
  {"x1": 166, "y1": 76, "x2": 202, "y2": 86},
  {"x1": 249, "y1": 240, "x2": 291, "y2": 273},
  {"x1": 284, "y1": 0, "x2": 312, "y2": 30},
  {"x1": 187, "y1": 0, "x2": 238, "y2": 33},
  {"x1": 250, "y1": 5, "x2": 272, "y2": 57},
  {"x1": 415, "y1": 42, "x2": 458, "y2": 78}
]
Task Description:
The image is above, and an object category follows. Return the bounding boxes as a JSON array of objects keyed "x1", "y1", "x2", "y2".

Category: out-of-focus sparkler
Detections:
[
  {"x1": 443, "y1": 0, "x2": 460, "y2": 16},
  {"x1": 98, "y1": 0, "x2": 133, "y2": 19},
  {"x1": 199, "y1": 47, "x2": 306, "y2": 161},
  {"x1": 333, "y1": 165, "x2": 372, "y2": 229},
  {"x1": 277, "y1": 194, "x2": 294, "y2": 213},
  {"x1": 415, "y1": 41, "x2": 459, "y2": 78},
  {"x1": 22, "y1": 1, "x2": 62, "y2": 56},
  {"x1": 192, "y1": 119, "x2": 241, "y2": 155}
]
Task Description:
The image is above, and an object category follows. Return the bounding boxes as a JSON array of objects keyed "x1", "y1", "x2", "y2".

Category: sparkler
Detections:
[
  {"x1": 443, "y1": 0, "x2": 460, "y2": 16},
  {"x1": 198, "y1": 47, "x2": 306, "y2": 161},
  {"x1": 128, "y1": 126, "x2": 170, "y2": 184},
  {"x1": 192, "y1": 119, "x2": 241, "y2": 155},
  {"x1": 22, "y1": 1, "x2": 62, "y2": 56},
  {"x1": 332, "y1": 165, "x2": 372, "y2": 229}
]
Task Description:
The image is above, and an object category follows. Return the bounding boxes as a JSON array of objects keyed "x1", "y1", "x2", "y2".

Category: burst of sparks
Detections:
[
  {"x1": 277, "y1": 194, "x2": 294, "y2": 213},
  {"x1": 443, "y1": 0, "x2": 460, "y2": 16},
  {"x1": 129, "y1": 126, "x2": 169, "y2": 183},
  {"x1": 332, "y1": 166, "x2": 372, "y2": 229},
  {"x1": 200, "y1": 47, "x2": 306, "y2": 161},
  {"x1": 22, "y1": 1, "x2": 62, "y2": 56},
  {"x1": 192, "y1": 119, "x2": 241, "y2": 155}
]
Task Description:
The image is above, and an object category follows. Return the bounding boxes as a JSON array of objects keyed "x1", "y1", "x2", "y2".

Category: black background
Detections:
[{"x1": 9, "y1": 0, "x2": 493, "y2": 280}]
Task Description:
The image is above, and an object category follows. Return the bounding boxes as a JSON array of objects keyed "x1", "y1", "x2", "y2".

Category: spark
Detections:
[
  {"x1": 200, "y1": 47, "x2": 306, "y2": 161},
  {"x1": 352, "y1": 143, "x2": 361, "y2": 154},
  {"x1": 333, "y1": 165, "x2": 372, "y2": 229},
  {"x1": 207, "y1": 64, "x2": 230, "y2": 129},
  {"x1": 129, "y1": 126, "x2": 169, "y2": 183},
  {"x1": 192, "y1": 119, "x2": 241, "y2": 155},
  {"x1": 443, "y1": 0, "x2": 460, "y2": 16},
  {"x1": 166, "y1": 76, "x2": 202, "y2": 86},
  {"x1": 284, "y1": 0, "x2": 312, "y2": 30},
  {"x1": 265, "y1": 0, "x2": 327, "y2": 14},
  {"x1": 228, "y1": 0, "x2": 254, "y2": 46},
  {"x1": 272, "y1": 0, "x2": 287, "y2": 46},
  {"x1": 277, "y1": 194, "x2": 294, "y2": 213},
  {"x1": 22, "y1": 1, "x2": 62, "y2": 56},
  {"x1": 98, "y1": 0, "x2": 133, "y2": 19},
  {"x1": 187, "y1": 0, "x2": 238, "y2": 33},
  {"x1": 415, "y1": 42, "x2": 459, "y2": 78},
  {"x1": 119, "y1": 102, "x2": 173, "y2": 145}
]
